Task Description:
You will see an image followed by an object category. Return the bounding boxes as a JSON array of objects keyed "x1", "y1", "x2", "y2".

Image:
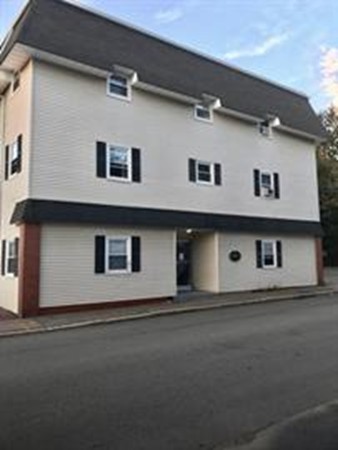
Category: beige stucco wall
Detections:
[
  {"x1": 191, "y1": 233, "x2": 219, "y2": 292},
  {"x1": 39, "y1": 225, "x2": 176, "y2": 307},
  {"x1": 218, "y1": 233, "x2": 317, "y2": 292},
  {"x1": 0, "y1": 61, "x2": 33, "y2": 314},
  {"x1": 31, "y1": 60, "x2": 320, "y2": 222}
]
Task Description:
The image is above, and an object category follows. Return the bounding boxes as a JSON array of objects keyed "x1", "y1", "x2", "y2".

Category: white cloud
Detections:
[
  {"x1": 320, "y1": 47, "x2": 338, "y2": 109},
  {"x1": 154, "y1": 7, "x2": 183, "y2": 24},
  {"x1": 224, "y1": 33, "x2": 290, "y2": 60}
]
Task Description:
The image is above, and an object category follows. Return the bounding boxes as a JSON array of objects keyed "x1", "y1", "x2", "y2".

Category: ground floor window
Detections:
[
  {"x1": 1, "y1": 238, "x2": 19, "y2": 276},
  {"x1": 106, "y1": 237, "x2": 131, "y2": 273},
  {"x1": 256, "y1": 239, "x2": 282, "y2": 269}
]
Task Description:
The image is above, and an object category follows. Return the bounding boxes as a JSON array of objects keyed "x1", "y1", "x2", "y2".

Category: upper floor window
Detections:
[
  {"x1": 258, "y1": 115, "x2": 281, "y2": 138},
  {"x1": 96, "y1": 141, "x2": 141, "y2": 183},
  {"x1": 253, "y1": 169, "x2": 280, "y2": 199},
  {"x1": 5, "y1": 135, "x2": 22, "y2": 180},
  {"x1": 194, "y1": 104, "x2": 212, "y2": 122},
  {"x1": 108, "y1": 146, "x2": 131, "y2": 181},
  {"x1": 196, "y1": 160, "x2": 213, "y2": 184},
  {"x1": 256, "y1": 240, "x2": 282, "y2": 269},
  {"x1": 107, "y1": 74, "x2": 130, "y2": 100},
  {"x1": 189, "y1": 158, "x2": 222, "y2": 186}
]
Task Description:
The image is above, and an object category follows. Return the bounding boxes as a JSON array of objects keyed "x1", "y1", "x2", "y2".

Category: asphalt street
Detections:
[{"x1": 1, "y1": 295, "x2": 338, "y2": 450}]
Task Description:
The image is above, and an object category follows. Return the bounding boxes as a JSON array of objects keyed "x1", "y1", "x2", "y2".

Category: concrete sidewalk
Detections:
[{"x1": 0, "y1": 284, "x2": 335, "y2": 338}]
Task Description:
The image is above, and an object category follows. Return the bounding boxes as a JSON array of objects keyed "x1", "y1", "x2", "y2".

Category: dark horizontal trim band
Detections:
[{"x1": 11, "y1": 199, "x2": 323, "y2": 236}]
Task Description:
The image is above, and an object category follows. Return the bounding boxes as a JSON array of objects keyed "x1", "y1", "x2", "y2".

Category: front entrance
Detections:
[{"x1": 176, "y1": 240, "x2": 192, "y2": 291}]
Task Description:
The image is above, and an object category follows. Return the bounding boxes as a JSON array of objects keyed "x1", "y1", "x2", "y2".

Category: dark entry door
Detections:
[{"x1": 176, "y1": 240, "x2": 191, "y2": 288}]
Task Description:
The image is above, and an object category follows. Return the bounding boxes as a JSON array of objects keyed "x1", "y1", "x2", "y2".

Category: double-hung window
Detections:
[
  {"x1": 197, "y1": 160, "x2": 213, "y2": 184},
  {"x1": 1, "y1": 239, "x2": 19, "y2": 277},
  {"x1": 95, "y1": 235, "x2": 141, "y2": 274},
  {"x1": 108, "y1": 146, "x2": 131, "y2": 181},
  {"x1": 96, "y1": 142, "x2": 141, "y2": 183},
  {"x1": 106, "y1": 237, "x2": 131, "y2": 273},
  {"x1": 253, "y1": 169, "x2": 280, "y2": 199},
  {"x1": 10, "y1": 141, "x2": 20, "y2": 175},
  {"x1": 256, "y1": 240, "x2": 282, "y2": 269},
  {"x1": 107, "y1": 74, "x2": 130, "y2": 99},
  {"x1": 7, "y1": 241, "x2": 17, "y2": 275},
  {"x1": 262, "y1": 241, "x2": 276, "y2": 268},
  {"x1": 188, "y1": 158, "x2": 222, "y2": 186},
  {"x1": 260, "y1": 172, "x2": 273, "y2": 196},
  {"x1": 5, "y1": 135, "x2": 22, "y2": 180}
]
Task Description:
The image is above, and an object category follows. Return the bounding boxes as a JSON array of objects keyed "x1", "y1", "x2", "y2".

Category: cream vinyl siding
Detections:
[
  {"x1": 31, "y1": 60, "x2": 320, "y2": 222},
  {"x1": 191, "y1": 233, "x2": 219, "y2": 292},
  {"x1": 0, "y1": 61, "x2": 33, "y2": 313},
  {"x1": 39, "y1": 225, "x2": 176, "y2": 307},
  {"x1": 218, "y1": 233, "x2": 317, "y2": 292}
]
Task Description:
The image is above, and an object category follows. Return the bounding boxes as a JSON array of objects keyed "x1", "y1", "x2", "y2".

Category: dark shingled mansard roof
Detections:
[{"x1": 0, "y1": 0, "x2": 325, "y2": 139}]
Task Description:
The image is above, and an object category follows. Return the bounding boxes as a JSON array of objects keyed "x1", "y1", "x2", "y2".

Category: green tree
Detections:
[{"x1": 317, "y1": 106, "x2": 338, "y2": 265}]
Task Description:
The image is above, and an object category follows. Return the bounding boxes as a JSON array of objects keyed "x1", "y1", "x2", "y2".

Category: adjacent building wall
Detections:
[
  {"x1": 0, "y1": 61, "x2": 33, "y2": 313},
  {"x1": 31, "y1": 60, "x2": 320, "y2": 222},
  {"x1": 218, "y1": 233, "x2": 317, "y2": 292},
  {"x1": 39, "y1": 225, "x2": 176, "y2": 307}
]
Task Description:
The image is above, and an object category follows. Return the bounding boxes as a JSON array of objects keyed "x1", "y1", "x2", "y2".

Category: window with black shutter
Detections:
[{"x1": 97, "y1": 142, "x2": 141, "y2": 183}]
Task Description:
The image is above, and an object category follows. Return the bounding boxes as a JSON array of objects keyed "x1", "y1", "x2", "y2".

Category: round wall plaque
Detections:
[{"x1": 229, "y1": 250, "x2": 241, "y2": 262}]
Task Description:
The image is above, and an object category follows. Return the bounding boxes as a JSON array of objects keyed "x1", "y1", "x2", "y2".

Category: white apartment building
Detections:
[{"x1": 0, "y1": 0, "x2": 325, "y2": 316}]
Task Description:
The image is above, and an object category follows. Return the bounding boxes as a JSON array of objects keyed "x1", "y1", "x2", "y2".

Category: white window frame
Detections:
[
  {"x1": 260, "y1": 171, "x2": 274, "y2": 197},
  {"x1": 261, "y1": 240, "x2": 277, "y2": 269},
  {"x1": 196, "y1": 160, "x2": 214, "y2": 185},
  {"x1": 106, "y1": 74, "x2": 131, "y2": 101},
  {"x1": 9, "y1": 140, "x2": 19, "y2": 178},
  {"x1": 6, "y1": 240, "x2": 17, "y2": 276},
  {"x1": 194, "y1": 104, "x2": 213, "y2": 123},
  {"x1": 107, "y1": 145, "x2": 132, "y2": 182},
  {"x1": 105, "y1": 236, "x2": 131, "y2": 274}
]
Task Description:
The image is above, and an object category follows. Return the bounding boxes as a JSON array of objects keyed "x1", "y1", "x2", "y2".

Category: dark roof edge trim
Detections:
[{"x1": 11, "y1": 199, "x2": 323, "y2": 236}]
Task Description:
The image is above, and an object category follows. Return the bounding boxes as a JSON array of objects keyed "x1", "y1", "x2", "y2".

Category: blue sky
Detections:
[{"x1": 1, "y1": 0, "x2": 337, "y2": 112}]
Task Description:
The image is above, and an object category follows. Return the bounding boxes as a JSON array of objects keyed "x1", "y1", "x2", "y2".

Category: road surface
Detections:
[{"x1": 1, "y1": 295, "x2": 338, "y2": 450}]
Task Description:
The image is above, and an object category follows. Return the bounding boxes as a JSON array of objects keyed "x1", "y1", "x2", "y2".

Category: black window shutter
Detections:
[
  {"x1": 95, "y1": 235, "x2": 105, "y2": 273},
  {"x1": 276, "y1": 240, "x2": 282, "y2": 268},
  {"x1": 132, "y1": 148, "x2": 141, "y2": 182},
  {"x1": 1, "y1": 240, "x2": 6, "y2": 276},
  {"x1": 17, "y1": 135, "x2": 22, "y2": 173},
  {"x1": 131, "y1": 236, "x2": 141, "y2": 272},
  {"x1": 214, "y1": 163, "x2": 222, "y2": 185},
  {"x1": 96, "y1": 142, "x2": 107, "y2": 178},
  {"x1": 13, "y1": 238, "x2": 19, "y2": 277},
  {"x1": 256, "y1": 240, "x2": 263, "y2": 268},
  {"x1": 274, "y1": 173, "x2": 280, "y2": 199},
  {"x1": 189, "y1": 158, "x2": 196, "y2": 182},
  {"x1": 254, "y1": 169, "x2": 260, "y2": 196},
  {"x1": 4, "y1": 146, "x2": 9, "y2": 180}
]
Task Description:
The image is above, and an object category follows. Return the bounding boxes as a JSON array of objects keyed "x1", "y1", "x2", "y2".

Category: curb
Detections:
[{"x1": 0, "y1": 288, "x2": 335, "y2": 339}]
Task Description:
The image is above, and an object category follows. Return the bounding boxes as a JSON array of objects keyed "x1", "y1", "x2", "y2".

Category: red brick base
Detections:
[
  {"x1": 18, "y1": 224, "x2": 41, "y2": 317},
  {"x1": 315, "y1": 237, "x2": 324, "y2": 286}
]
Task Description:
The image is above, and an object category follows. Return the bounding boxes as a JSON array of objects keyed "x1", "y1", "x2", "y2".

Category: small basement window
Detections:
[{"x1": 194, "y1": 104, "x2": 212, "y2": 122}]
